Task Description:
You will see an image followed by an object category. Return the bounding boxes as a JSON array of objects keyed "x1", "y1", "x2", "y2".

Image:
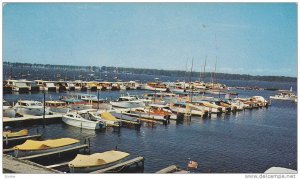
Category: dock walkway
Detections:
[{"x1": 3, "y1": 154, "x2": 61, "y2": 173}]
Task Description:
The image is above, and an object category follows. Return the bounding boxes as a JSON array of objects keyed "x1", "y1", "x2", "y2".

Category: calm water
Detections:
[{"x1": 3, "y1": 82, "x2": 297, "y2": 173}]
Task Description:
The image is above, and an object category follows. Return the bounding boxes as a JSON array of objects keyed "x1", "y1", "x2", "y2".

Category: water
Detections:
[{"x1": 3, "y1": 82, "x2": 297, "y2": 173}]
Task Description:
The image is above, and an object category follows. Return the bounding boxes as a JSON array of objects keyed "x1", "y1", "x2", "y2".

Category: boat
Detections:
[
  {"x1": 169, "y1": 102, "x2": 208, "y2": 117},
  {"x1": 14, "y1": 100, "x2": 51, "y2": 116},
  {"x1": 68, "y1": 150, "x2": 130, "y2": 173},
  {"x1": 141, "y1": 82, "x2": 168, "y2": 92},
  {"x1": 3, "y1": 100, "x2": 16, "y2": 117},
  {"x1": 270, "y1": 89, "x2": 297, "y2": 101},
  {"x1": 13, "y1": 138, "x2": 80, "y2": 158},
  {"x1": 45, "y1": 100, "x2": 70, "y2": 114},
  {"x1": 3, "y1": 129, "x2": 29, "y2": 138},
  {"x1": 89, "y1": 111, "x2": 122, "y2": 127},
  {"x1": 74, "y1": 80, "x2": 87, "y2": 91},
  {"x1": 5, "y1": 80, "x2": 29, "y2": 92},
  {"x1": 62, "y1": 112, "x2": 105, "y2": 130},
  {"x1": 110, "y1": 95, "x2": 145, "y2": 108},
  {"x1": 76, "y1": 94, "x2": 106, "y2": 103},
  {"x1": 60, "y1": 96, "x2": 93, "y2": 111},
  {"x1": 191, "y1": 100, "x2": 222, "y2": 114},
  {"x1": 110, "y1": 111, "x2": 141, "y2": 124}
]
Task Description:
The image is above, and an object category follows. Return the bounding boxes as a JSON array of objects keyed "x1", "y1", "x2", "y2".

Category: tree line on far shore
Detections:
[{"x1": 3, "y1": 62, "x2": 296, "y2": 83}]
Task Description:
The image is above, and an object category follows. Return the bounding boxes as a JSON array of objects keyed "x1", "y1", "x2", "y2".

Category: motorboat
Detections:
[
  {"x1": 141, "y1": 82, "x2": 168, "y2": 92},
  {"x1": 270, "y1": 90, "x2": 297, "y2": 101},
  {"x1": 62, "y1": 112, "x2": 105, "y2": 130},
  {"x1": 169, "y1": 102, "x2": 208, "y2": 117},
  {"x1": 13, "y1": 138, "x2": 80, "y2": 158},
  {"x1": 45, "y1": 100, "x2": 70, "y2": 114},
  {"x1": 3, "y1": 100, "x2": 16, "y2": 117},
  {"x1": 110, "y1": 95, "x2": 145, "y2": 108},
  {"x1": 89, "y1": 111, "x2": 121, "y2": 127},
  {"x1": 14, "y1": 100, "x2": 51, "y2": 116},
  {"x1": 191, "y1": 100, "x2": 222, "y2": 114},
  {"x1": 60, "y1": 97, "x2": 93, "y2": 111},
  {"x1": 68, "y1": 150, "x2": 130, "y2": 173},
  {"x1": 5, "y1": 80, "x2": 29, "y2": 93}
]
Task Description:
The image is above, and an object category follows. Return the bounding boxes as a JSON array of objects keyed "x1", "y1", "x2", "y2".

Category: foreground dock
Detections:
[{"x1": 3, "y1": 154, "x2": 61, "y2": 173}]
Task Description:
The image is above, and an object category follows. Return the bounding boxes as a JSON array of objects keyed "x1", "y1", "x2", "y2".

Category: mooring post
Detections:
[
  {"x1": 115, "y1": 145, "x2": 118, "y2": 151},
  {"x1": 43, "y1": 91, "x2": 46, "y2": 129},
  {"x1": 97, "y1": 89, "x2": 100, "y2": 109},
  {"x1": 88, "y1": 138, "x2": 91, "y2": 153},
  {"x1": 36, "y1": 128, "x2": 39, "y2": 135},
  {"x1": 5, "y1": 135, "x2": 8, "y2": 146}
]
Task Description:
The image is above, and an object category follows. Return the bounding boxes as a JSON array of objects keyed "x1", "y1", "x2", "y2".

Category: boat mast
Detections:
[
  {"x1": 183, "y1": 59, "x2": 188, "y2": 91},
  {"x1": 203, "y1": 55, "x2": 207, "y2": 82},
  {"x1": 189, "y1": 58, "x2": 194, "y2": 102}
]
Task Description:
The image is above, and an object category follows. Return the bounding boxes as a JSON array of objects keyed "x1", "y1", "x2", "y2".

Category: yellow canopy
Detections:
[
  {"x1": 13, "y1": 138, "x2": 79, "y2": 151},
  {"x1": 100, "y1": 112, "x2": 117, "y2": 121},
  {"x1": 69, "y1": 150, "x2": 129, "y2": 168},
  {"x1": 3, "y1": 129, "x2": 28, "y2": 138}
]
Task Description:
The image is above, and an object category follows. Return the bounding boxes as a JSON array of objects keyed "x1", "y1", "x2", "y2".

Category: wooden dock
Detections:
[
  {"x1": 3, "y1": 154, "x2": 61, "y2": 173},
  {"x1": 3, "y1": 114, "x2": 63, "y2": 123},
  {"x1": 156, "y1": 165, "x2": 181, "y2": 173},
  {"x1": 18, "y1": 144, "x2": 89, "y2": 160},
  {"x1": 91, "y1": 156, "x2": 144, "y2": 173}
]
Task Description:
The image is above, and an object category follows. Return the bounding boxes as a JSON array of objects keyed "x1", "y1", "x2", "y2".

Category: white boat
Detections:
[
  {"x1": 270, "y1": 89, "x2": 297, "y2": 101},
  {"x1": 76, "y1": 94, "x2": 106, "y2": 103},
  {"x1": 13, "y1": 138, "x2": 81, "y2": 158},
  {"x1": 5, "y1": 80, "x2": 29, "y2": 92},
  {"x1": 110, "y1": 95, "x2": 145, "y2": 108},
  {"x1": 169, "y1": 102, "x2": 207, "y2": 117},
  {"x1": 62, "y1": 112, "x2": 105, "y2": 130},
  {"x1": 3, "y1": 100, "x2": 16, "y2": 118},
  {"x1": 191, "y1": 100, "x2": 222, "y2": 114},
  {"x1": 14, "y1": 100, "x2": 51, "y2": 116},
  {"x1": 69, "y1": 150, "x2": 130, "y2": 173}
]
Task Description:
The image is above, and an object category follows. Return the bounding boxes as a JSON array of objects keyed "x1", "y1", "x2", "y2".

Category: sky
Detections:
[{"x1": 3, "y1": 3, "x2": 297, "y2": 77}]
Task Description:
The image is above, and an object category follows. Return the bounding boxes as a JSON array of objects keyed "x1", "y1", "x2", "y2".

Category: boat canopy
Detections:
[
  {"x1": 13, "y1": 138, "x2": 79, "y2": 151},
  {"x1": 69, "y1": 150, "x2": 129, "y2": 168},
  {"x1": 100, "y1": 112, "x2": 118, "y2": 121},
  {"x1": 3, "y1": 129, "x2": 28, "y2": 138}
]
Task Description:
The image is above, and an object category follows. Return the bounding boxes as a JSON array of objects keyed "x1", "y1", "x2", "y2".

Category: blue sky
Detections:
[{"x1": 3, "y1": 3, "x2": 297, "y2": 77}]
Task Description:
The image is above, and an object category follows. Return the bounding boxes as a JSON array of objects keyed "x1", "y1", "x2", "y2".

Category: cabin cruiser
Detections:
[
  {"x1": 14, "y1": 100, "x2": 51, "y2": 116},
  {"x1": 60, "y1": 97, "x2": 93, "y2": 111},
  {"x1": 3, "y1": 100, "x2": 16, "y2": 118},
  {"x1": 110, "y1": 95, "x2": 146, "y2": 108},
  {"x1": 34, "y1": 80, "x2": 56, "y2": 91},
  {"x1": 270, "y1": 90, "x2": 297, "y2": 102},
  {"x1": 45, "y1": 101, "x2": 70, "y2": 114},
  {"x1": 89, "y1": 111, "x2": 122, "y2": 127},
  {"x1": 5, "y1": 80, "x2": 29, "y2": 92}
]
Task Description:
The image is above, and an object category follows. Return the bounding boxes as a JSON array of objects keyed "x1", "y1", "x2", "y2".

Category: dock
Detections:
[
  {"x1": 3, "y1": 154, "x2": 62, "y2": 173},
  {"x1": 156, "y1": 165, "x2": 181, "y2": 173},
  {"x1": 91, "y1": 156, "x2": 144, "y2": 173},
  {"x1": 3, "y1": 114, "x2": 62, "y2": 127},
  {"x1": 18, "y1": 144, "x2": 89, "y2": 160}
]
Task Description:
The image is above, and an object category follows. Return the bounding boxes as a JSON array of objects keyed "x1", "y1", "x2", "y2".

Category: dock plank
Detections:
[
  {"x1": 19, "y1": 144, "x2": 88, "y2": 160},
  {"x1": 3, "y1": 114, "x2": 63, "y2": 123},
  {"x1": 91, "y1": 156, "x2": 144, "y2": 173},
  {"x1": 156, "y1": 165, "x2": 179, "y2": 173},
  {"x1": 3, "y1": 134, "x2": 42, "y2": 143}
]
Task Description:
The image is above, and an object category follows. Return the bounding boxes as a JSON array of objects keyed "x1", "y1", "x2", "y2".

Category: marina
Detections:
[
  {"x1": 2, "y1": 3, "x2": 297, "y2": 176},
  {"x1": 2, "y1": 81, "x2": 297, "y2": 173}
]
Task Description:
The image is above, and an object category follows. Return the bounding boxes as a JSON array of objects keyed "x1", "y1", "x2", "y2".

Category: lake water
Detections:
[{"x1": 3, "y1": 85, "x2": 297, "y2": 173}]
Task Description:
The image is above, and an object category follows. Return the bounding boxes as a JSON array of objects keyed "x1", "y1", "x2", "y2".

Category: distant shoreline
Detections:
[{"x1": 3, "y1": 61, "x2": 297, "y2": 83}]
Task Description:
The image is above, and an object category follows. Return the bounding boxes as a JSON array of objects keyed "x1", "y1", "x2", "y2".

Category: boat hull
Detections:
[{"x1": 62, "y1": 115, "x2": 104, "y2": 130}]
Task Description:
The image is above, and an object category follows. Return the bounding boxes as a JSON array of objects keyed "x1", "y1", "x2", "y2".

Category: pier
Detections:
[
  {"x1": 156, "y1": 165, "x2": 181, "y2": 173},
  {"x1": 3, "y1": 154, "x2": 62, "y2": 173},
  {"x1": 91, "y1": 156, "x2": 144, "y2": 173},
  {"x1": 3, "y1": 114, "x2": 62, "y2": 126},
  {"x1": 3, "y1": 134, "x2": 42, "y2": 147}
]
